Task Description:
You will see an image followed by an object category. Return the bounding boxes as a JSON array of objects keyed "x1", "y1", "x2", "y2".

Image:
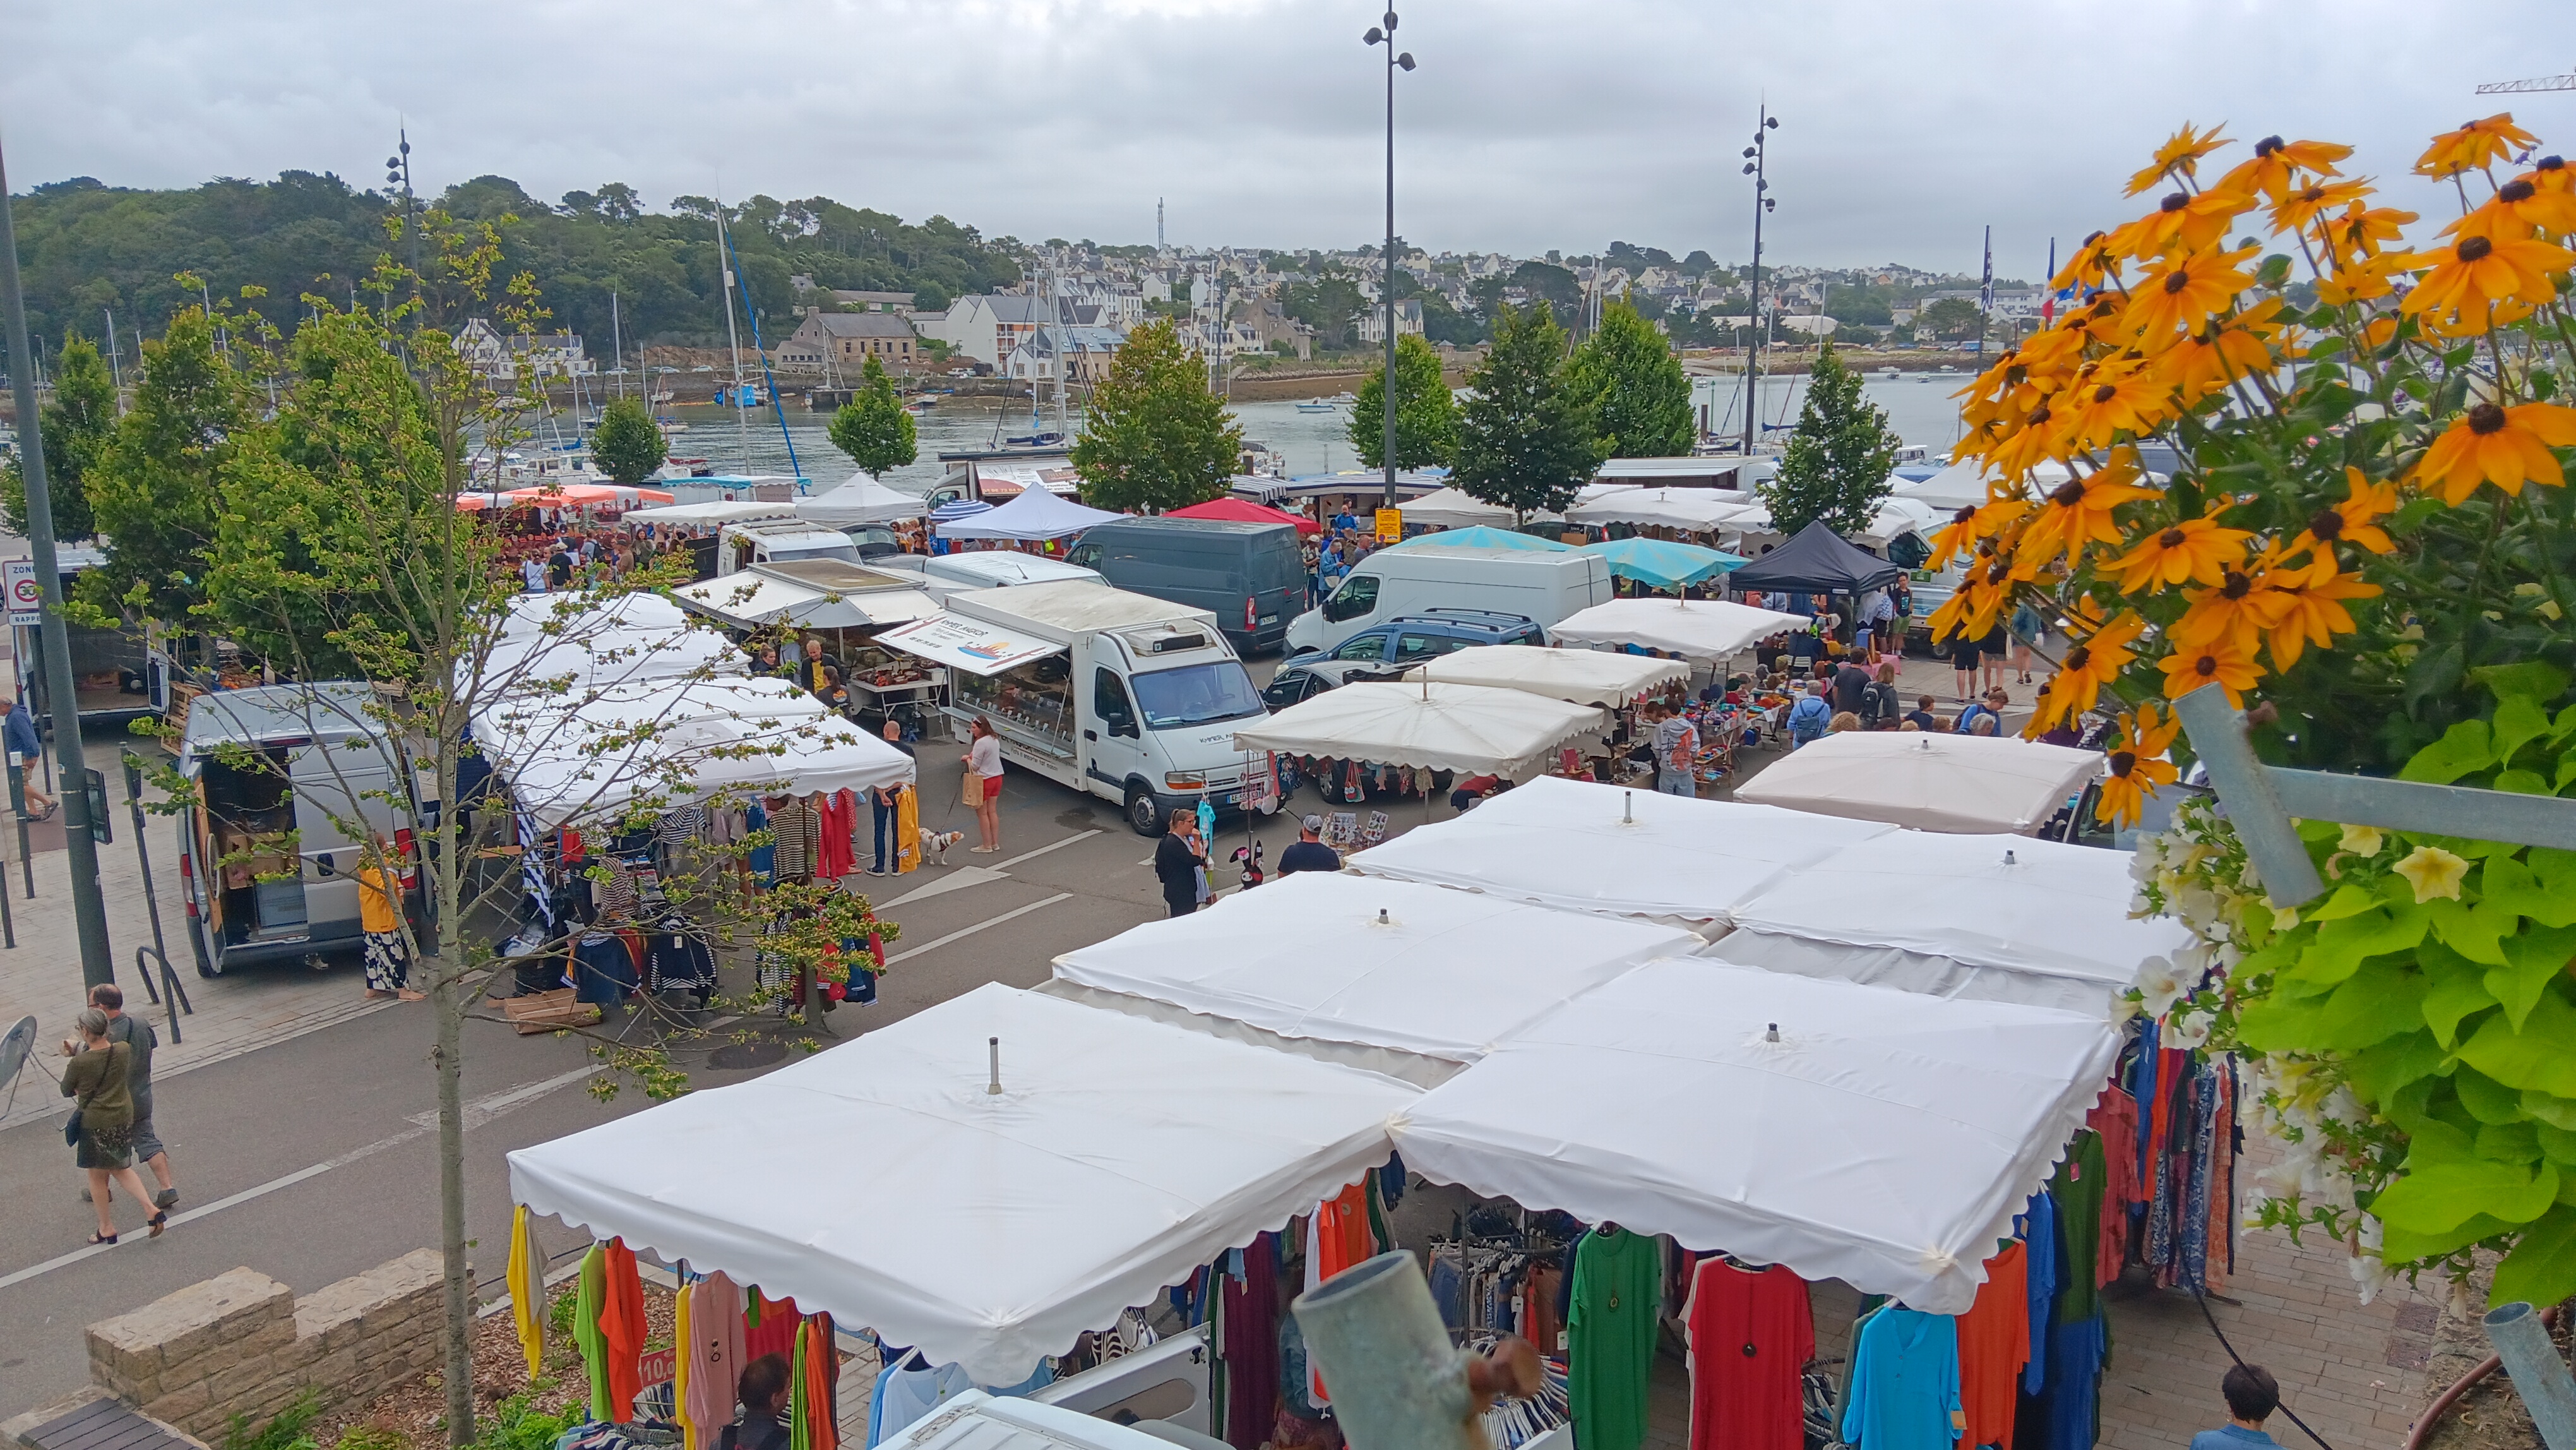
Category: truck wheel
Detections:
[{"x1": 1126, "y1": 788, "x2": 1162, "y2": 837}]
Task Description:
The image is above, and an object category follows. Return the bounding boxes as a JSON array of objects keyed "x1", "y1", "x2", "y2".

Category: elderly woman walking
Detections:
[{"x1": 61, "y1": 1008, "x2": 167, "y2": 1244}]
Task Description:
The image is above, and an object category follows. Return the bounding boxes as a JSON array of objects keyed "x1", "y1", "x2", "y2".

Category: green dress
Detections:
[
  {"x1": 1568, "y1": 1227, "x2": 1662, "y2": 1450},
  {"x1": 575, "y1": 1245, "x2": 611, "y2": 1423}
]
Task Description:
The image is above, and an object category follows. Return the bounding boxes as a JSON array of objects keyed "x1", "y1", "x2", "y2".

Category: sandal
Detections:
[
  {"x1": 86, "y1": 1231, "x2": 117, "y2": 1246},
  {"x1": 148, "y1": 1212, "x2": 168, "y2": 1238}
]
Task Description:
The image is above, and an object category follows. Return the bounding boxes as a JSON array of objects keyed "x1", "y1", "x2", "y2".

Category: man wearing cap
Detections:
[{"x1": 1278, "y1": 815, "x2": 1341, "y2": 877}]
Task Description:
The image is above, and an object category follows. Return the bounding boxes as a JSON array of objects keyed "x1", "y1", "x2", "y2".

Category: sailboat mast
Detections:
[
  {"x1": 717, "y1": 203, "x2": 753, "y2": 472},
  {"x1": 1052, "y1": 251, "x2": 1067, "y2": 441},
  {"x1": 610, "y1": 292, "x2": 623, "y2": 402}
]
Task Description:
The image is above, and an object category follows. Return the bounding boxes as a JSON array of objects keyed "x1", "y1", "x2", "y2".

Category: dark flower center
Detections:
[
  {"x1": 2051, "y1": 477, "x2": 2088, "y2": 506},
  {"x1": 2501, "y1": 179, "x2": 2537, "y2": 203},
  {"x1": 2308, "y1": 508, "x2": 2345, "y2": 541},
  {"x1": 2469, "y1": 402, "x2": 2508, "y2": 435},
  {"x1": 2006, "y1": 364, "x2": 2027, "y2": 386},
  {"x1": 2542, "y1": 157, "x2": 2567, "y2": 172},
  {"x1": 2160, "y1": 527, "x2": 2188, "y2": 548},
  {"x1": 2162, "y1": 193, "x2": 2190, "y2": 213},
  {"x1": 2065, "y1": 645, "x2": 2093, "y2": 671},
  {"x1": 2457, "y1": 235, "x2": 2495, "y2": 263},
  {"x1": 2109, "y1": 750, "x2": 2138, "y2": 777},
  {"x1": 2028, "y1": 404, "x2": 2053, "y2": 426},
  {"x1": 1953, "y1": 506, "x2": 1978, "y2": 525},
  {"x1": 2164, "y1": 269, "x2": 2193, "y2": 294},
  {"x1": 2095, "y1": 384, "x2": 2119, "y2": 403},
  {"x1": 2255, "y1": 136, "x2": 2285, "y2": 157},
  {"x1": 2090, "y1": 296, "x2": 2120, "y2": 318},
  {"x1": 2083, "y1": 229, "x2": 2106, "y2": 246},
  {"x1": 2193, "y1": 655, "x2": 2220, "y2": 679},
  {"x1": 2221, "y1": 570, "x2": 2251, "y2": 599}
]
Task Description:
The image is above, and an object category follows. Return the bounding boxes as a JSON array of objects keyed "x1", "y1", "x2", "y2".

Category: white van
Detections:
[
  {"x1": 874, "y1": 551, "x2": 1104, "y2": 604},
  {"x1": 880, "y1": 580, "x2": 1274, "y2": 835},
  {"x1": 716, "y1": 519, "x2": 865, "y2": 577},
  {"x1": 1285, "y1": 546, "x2": 1613, "y2": 657},
  {"x1": 173, "y1": 683, "x2": 420, "y2": 976}
]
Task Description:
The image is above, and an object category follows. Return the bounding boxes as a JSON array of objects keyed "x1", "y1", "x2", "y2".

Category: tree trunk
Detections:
[{"x1": 431, "y1": 948, "x2": 477, "y2": 1447}]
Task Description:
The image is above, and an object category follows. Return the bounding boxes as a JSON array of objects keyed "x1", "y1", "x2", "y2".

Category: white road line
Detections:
[
  {"x1": 0, "y1": 1067, "x2": 596, "y2": 1292},
  {"x1": 874, "y1": 865, "x2": 1009, "y2": 911},
  {"x1": 993, "y1": 830, "x2": 1101, "y2": 870},
  {"x1": 884, "y1": 894, "x2": 1072, "y2": 964}
]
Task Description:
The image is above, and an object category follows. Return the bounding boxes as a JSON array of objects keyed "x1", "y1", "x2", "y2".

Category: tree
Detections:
[
  {"x1": 1279, "y1": 267, "x2": 1368, "y2": 351},
  {"x1": 1452, "y1": 303, "x2": 1601, "y2": 522},
  {"x1": 1, "y1": 333, "x2": 115, "y2": 541},
  {"x1": 80, "y1": 306, "x2": 246, "y2": 630},
  {"x1": 1349, "y1": 333, "x2": 1458, "y2": 471},
  {"x1": 828, "y1": 356, "x2": 919, "y2": 479},
  {"x1": 1070, "y1": 320, "x2": 1243, "y2": 513},
  {"x1": 592, "y1": 397, "x2": 666, "y2": 484},
  {"x1": 1918, "y1": 296, "x2": 1984, "y2": 341},
  {"x1": 1569, "y1": 301, "x2": 1695, "y2": 458},
  {"x1": 1758, "y1": 340, "x2": 1900, "y2": 537}
]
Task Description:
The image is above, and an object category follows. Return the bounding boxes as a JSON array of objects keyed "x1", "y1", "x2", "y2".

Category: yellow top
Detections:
[{"x1": 355, "y1": 865, "x2": 401, "y2": 935}]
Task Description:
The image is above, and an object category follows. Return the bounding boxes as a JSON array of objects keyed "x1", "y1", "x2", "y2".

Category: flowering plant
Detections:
[
  {"x1": 2132, "y1": 664, "x2": 2576, "y2": 1305},
  {"x1": 1940, "y1": 115, "x2": 2576, "y2": 817}
]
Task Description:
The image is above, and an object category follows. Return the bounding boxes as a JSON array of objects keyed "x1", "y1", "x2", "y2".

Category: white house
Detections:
[
  {"x1": 921, "y1": 294, "x2": 1054, "y2": 370},
  {"x1": 1007, "y1": 325, "x2": 1129, "y2": 385},
  {"x1": 455, "y1": 318, "x2": 592, "y2": 382},
  {"x1": 1354, "y1": 297, "x2": 1424, "y2": 345}
]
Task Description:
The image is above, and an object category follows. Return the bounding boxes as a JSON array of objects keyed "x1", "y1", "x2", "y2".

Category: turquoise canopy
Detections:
[
  {"x1": 1577, "y1": 536, "x2": 1748, "y2": 588},
  {"x1": 1385, "y1": 525, "x2": 1571, "y2": 553}
]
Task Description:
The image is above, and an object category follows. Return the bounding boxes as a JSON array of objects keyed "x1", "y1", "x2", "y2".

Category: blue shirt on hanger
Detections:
[{"x1": 1842, "y1": 1307, "x2": 1961, "y2": 1450}]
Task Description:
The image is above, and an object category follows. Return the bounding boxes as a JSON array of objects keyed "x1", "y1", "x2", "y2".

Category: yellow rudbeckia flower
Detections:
[{"x1": 2411, "y1": 402, "x2": 2576, "y2": 505}]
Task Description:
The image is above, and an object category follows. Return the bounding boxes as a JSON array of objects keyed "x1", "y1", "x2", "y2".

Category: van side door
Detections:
[
  {"x1": 1085, "y1": 666, "x2": 1149, "y2": 798},
  {"x1": 289, "y1": 736, "x2": 398, "y2": 942}
]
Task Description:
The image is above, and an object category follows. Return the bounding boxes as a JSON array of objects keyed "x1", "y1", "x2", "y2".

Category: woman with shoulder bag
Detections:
[
  {"x1": 61, "y1": 1008, "x2": 165, "y2": 1244},
  {"x1": 962, "y1": 716, "x2": 1004, "y2": 854}
]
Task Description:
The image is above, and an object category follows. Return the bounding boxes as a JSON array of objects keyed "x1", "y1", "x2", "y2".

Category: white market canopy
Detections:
[
  {"x1": 1232, "y1": 681, "x2": 1605, "y2": 781},
  {"x1": 508, "y1": 982, "x2": 1417, "y2": 1384},
  {"x1": 477, "y1": 674, "x2": 915, "y2": 831},
  {"x1": 1347, "y1": 775, "x2": 1892, "y2": 930},
  {"x1": 1396, "y1": 487, "x2": 1562, "y2": 530},
  {"x1": 938, "y1": 488, "x2": 1124, "y2": 541},
  {"x1": 1546, "y1": 596, "x2": 1808, "y2": 664},
  {"x1": 797, "y1": 473, "x2": 929, "y2": 527},
  {"x1": 625, "y1": 500, "x2": 800, "y2": 529},
  {"x1": 1390, "y1": 959, "x2": 2120, "y2": 1317},
  {"x1": 1563, "y1": 488, "x2": 1758, "y2": 534},
  {"x1": 1050, "y1": 872, "x2": 1702, "y2": 1079},
  {"x1": 485, "y1": 594, "x2": 743, "y2": 693},
  {"x1": 1732, "y1": 731, "x2": 2105, "y2": 836},
  {"x1": 676, "y1": 572, "x2": 943, "y2": 632},
  {"x1": 1399, "y1": 644, "x2": 1688, "y2": 709},
  {"x1": 1721, "y1": 828, "x2": 2195, "y2": 1012}
]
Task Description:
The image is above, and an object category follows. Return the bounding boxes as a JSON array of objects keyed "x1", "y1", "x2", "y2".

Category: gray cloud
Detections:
[{"x1": 6, "y1": 0, "x2": 2566, "y2": 273}]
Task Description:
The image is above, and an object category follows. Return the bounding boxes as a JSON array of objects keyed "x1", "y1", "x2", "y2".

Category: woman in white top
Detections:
[{"x1": 963, "y1": 716, "x2": 1004, "y2": 853}]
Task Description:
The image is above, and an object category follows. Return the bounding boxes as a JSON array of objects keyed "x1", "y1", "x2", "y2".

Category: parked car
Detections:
[
  {"x1": 1259, "y1": 657, "x2": 1406, "y2": 711},
  {"x1": 1282, "y1": 609, "x2": 1542, "y2": 670}
]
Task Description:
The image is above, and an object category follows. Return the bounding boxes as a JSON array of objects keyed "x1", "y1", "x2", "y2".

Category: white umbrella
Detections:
[
  {"x1": 1563, "y1": 488, "x2": 1755, "y2": 533},
  {"x1": 1232, "y1": 681, "x2": 1605, "y2": 779},
  {"x1": 1400, "y1": 644, "x2": 1688, "y2": 708},
  {"x1": 1395, "y1": 487, "x2": 1561, "y2": 530},
  {"x1": 1731, "y1": 731, "x2": 2104, "y2": 836},
  {"x1": 1546, "y1": 596, "x2": 1806, "y2": 664},
  {"x1": 797, "y1": 472, "x2": 928, "y2": 527}
]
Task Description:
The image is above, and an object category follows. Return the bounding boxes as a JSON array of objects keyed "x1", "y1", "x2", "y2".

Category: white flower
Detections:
[
  {"x1": 2349, "y1": 1253, "x2": 2388, "y2": 1305},
  {"x1": 2137, "y1": 956, "x2": 2186, "y2": 1018},
  {"x1": 2167, "y1": 1009, "x2": 2214, "y2": 1050}
]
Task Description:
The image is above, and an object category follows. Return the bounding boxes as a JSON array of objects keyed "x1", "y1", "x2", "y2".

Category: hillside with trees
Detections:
[{"x1": 6, "y1": 171, "x2": 1022, "y2": 351}]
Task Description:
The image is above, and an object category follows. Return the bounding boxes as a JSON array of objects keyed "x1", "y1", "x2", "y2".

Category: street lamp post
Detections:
[
  {"x1": 1364, "y1": 12, "x2": 1415, "y2": 514},
  {"x1": 1739, "y1": 107, "x2": 1779, "y2": 459}
]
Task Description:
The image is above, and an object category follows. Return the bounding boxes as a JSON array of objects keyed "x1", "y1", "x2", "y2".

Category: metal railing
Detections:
[{"x1": 131, "y1": 945, "x2": 192, "y2": 1045}]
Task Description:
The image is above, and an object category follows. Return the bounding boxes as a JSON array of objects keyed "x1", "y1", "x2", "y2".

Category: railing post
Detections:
[{"x1": 2484, "y1": 1302, "x2": 2576, "y2": 1450}]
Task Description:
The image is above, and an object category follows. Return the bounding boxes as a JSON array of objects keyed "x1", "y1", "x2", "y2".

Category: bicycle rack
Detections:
[{"x1": 132, "y1": 945, "x2": 193, "y2": 1045}]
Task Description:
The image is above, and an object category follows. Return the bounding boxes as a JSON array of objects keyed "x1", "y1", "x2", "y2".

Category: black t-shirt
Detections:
[
  {"x1": 1155, "y1": 832, "x2": 1200, "y2": 899},
  {"x1": 547, "y1": 551, "x2": 575, "y2": 587},
  {"x1": 1278, "y1": 841, "x2": 1341, "y2": 875},
  {"x1": 1831, "y1": 664, "x2": 1871, "y2": 714},
  {"x1": 718, "y1": 1417, "x2": 788, "y2": 1450},
  {"x1": 1904, "y1": 709, "x2": 1940, "y2": 732}
]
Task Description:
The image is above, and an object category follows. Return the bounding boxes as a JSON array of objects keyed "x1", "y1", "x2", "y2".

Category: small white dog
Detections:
[{"x1": 917, "y1": 829, "x2": 967, "y2": 866}]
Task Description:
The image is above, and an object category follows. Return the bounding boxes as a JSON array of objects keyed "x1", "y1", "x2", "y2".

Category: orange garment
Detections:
[
  {"x1": 1305, "y1": 1183, "x2": 1374, "y2": 1403},
  {"x1": 600, "y1": 1239, "x2": 649, "y2": 1422},
  {"x1": 1956, "y1": 1241, "x2": 2029, "y2": 1450}
]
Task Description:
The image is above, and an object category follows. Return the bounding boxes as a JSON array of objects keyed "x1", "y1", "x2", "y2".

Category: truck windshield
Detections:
[{"x1": 1130, "y1": 661, "x2": 1265, "y2": 730}]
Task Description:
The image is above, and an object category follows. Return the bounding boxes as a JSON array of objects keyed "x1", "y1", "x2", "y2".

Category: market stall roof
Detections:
[
  {"x1": 875, "y1": 611, "x2": 1069, "y2": 677},
  {"x1": 1724, "y1": 520, "x2": 1904, "y2": 595},
  {"x1": 1050, "y1": 872, "x2": 1701, "y2": 1078},
  {"x1": 1593, "y1": 457, "x2": 1777, "y2": 488},
  {"x1": 1563, "y1": 488, "x2": 1758, "y2": 534},
  {"x1": 1384, "y1": 525, "x2": 1569, "y2": 553},
  {"x1": 1236, "y1": 469, "x2": 1446, "y2": 502},
  {"x1": 475, "y1": 674, "x2": 914, "y2": 830},
  {"x1": 1164, "y1": 497, "x2": 1323, "y2": 535},
  {"x1": 797, "y1": 473, "x2": 929, "y2": 527},
  {"x1": 1721, "y1": 827, "x2": 2195, "y2": 1011},
  {"x1": 504, "y1": 482, "x2": 676, "y2": 508},
  {"x1": 1577, "y1": 537, "x2": 1746, "y2": 587},
  {"x1": 938, "y1": 488, "x2": 1124, "y2": 541},
  {"x1": 674, "y1": 570, "x2": 942, "y2": 632},
  {"x1": 1390, "y1": 959, "x2": 2120, "y2": 1316},
  {"x1": 625, "y1": 500, "x2": 800, "y2": 528},
  {"x1": 930, "y1": 499, "x2": 995, "y2": 524},
  {"x1": 1731, "y1": 731, "x2": 2105, "y2": 836},
  {"x1": 508, "y1": 981, "x2": 1418, "y2": 1384},
  {"x1": 486, "y1": 592, "x2": 743, "y2": 692},
  {"x1": 1346, "y1": 775, "x2": 1892, "y2": 930},
  {"x1": 1395, "y1": 488, "x2": 1561, "y2": 530},
  {"x1": 1398, "y1": 644, "x2": 1688, "y2": 709},
  {"x1": 1544, "y1": 596, "x2": 1807, "y2": 663},
  {"x1": 1898, "y1": 460, "x2": 2071, "y2": 513},
  {"x1": 1232, "y1": 681, "x2": 1604, "y2": 781}
]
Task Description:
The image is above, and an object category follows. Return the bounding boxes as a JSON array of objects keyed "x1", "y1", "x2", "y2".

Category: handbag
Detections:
[
  {"x1": 960, "y1": 770, "x2": 982, "y2": 808},
  {"x1": 64, "y1": 1107, "x2": 83, "y2": 1149}
]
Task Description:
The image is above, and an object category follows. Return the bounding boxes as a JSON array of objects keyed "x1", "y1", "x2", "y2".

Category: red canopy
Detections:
[{"x1": 1165, "y1": 498, "x2": 1323, "y2": 536}]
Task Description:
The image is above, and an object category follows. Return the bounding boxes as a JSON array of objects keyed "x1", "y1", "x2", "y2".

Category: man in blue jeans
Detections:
[
  {"x1": 1649, "y1": 702, "x2": 1698, "y2": 796},
  {"x1": 2188, "y1": 1365, "x2": 2282, "y2": 1450},
  {"x1": 868, "y1": 719, "x2": 915, "y2": 874},
  {"x1": 1, "y1": 693, "x2": 54, "y2": 820}
]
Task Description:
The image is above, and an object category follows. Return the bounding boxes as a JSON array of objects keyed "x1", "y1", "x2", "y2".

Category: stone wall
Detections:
[{"x1": 83, "y1": 1250, "x2": 449, "y2": 1440}]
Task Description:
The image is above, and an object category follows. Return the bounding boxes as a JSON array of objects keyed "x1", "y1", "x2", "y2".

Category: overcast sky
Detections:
[{"x1": 7, "y1": 0, "x2": 2570, "y2": 278}]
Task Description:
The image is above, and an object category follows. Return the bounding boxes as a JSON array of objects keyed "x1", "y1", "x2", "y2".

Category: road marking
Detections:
[
  {"x1": 884, "y1": 894, "x2": 1072, "y2": 964},
  {"x1": 875, "y1": 865, "x2": 1009, "y2": 911},
  {"x1": 993, "y1": 830, "x2": 1100, "y2": 871},
  {"x1": 0, "y1": 1067, "x2": 595, "y2": 1292}
]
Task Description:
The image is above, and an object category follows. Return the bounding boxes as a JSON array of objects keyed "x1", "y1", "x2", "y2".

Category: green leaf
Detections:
[
  {"x1": 2373, "y1": 1160, "x2": 2560, "y2": 1233},
  {"x1": 2460, "y1": 989, "x2": 2576, "y2": 1096},
  {"x1": 2381, "y1": 1211, "x2": 2512, "y2": 1264},
  {"x1": 2489, "y1": 925, "x2": 2576, "y2": 1031},
  {"x1": 2474, "y1": 661, "x2": 2573, "y2": 707},
  {"x1": 2348, "y1": 1031, "x2": 2450, "y2": 1105},
  {"x1": 2456, "y1": 1067, "x2": 2531, "y2": 1124},
  {"x1": 2422, "y1": 948, "x2": 2502, "y2": 1047},
  {"x1": 2400, "y1": 719, "x2": 2495, "y2": 784},
  {"x1": 2294, "y1": 903, "x2": 2428, "y2": 985},
  {"x1": 2317, "y1": 959, "x2": 2431, "y2": 1050},
  {"x1": 2493, "y1": 695, "x2": 2557, "y2": 767},
  {"x1": 2491, "y1": 1207, "x2": 2576, "y2": 1306},
  {"x1": 2495, "y1": 769, "x2": 2553, "y2": 796},
  {"x1": 2306, "y1": 883, "x2": 2381, "y2": 922},
  {"x1": 2527, "y1": 1094, "x2": 2576, "y2": 1132},
  {"x1": 2235, "y1": 990, "x2": 2330, "y2": 1053},
  {"x1": 2429, "y1": 897, "x2": 2510, "y2": 966},
  {"x1": 2540, "y1": 1122, "x2": 2576, "y2": 1168},
  {"x1": 2481, "y1": 857, "x2": 2576, "y2": 929},
  {"x1": 2479, "y1": 1120, "x2": 2544, "y2": 1165}
]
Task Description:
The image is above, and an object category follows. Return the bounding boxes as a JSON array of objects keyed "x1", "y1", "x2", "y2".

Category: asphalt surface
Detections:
[{"x1": 0, "y1": 741, "x2": 1384, "y2": 1422}]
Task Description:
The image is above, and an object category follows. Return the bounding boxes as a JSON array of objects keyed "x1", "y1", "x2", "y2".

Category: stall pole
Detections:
[{"x1": 1294, "y1": 1252, "x2": 1482, "y2": 1450}]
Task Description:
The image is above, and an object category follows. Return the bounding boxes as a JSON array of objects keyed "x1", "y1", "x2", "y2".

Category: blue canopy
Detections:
[
  {"x1": 1386, "y1": 525, "x2": 1571, "y2": 553},
  {"x1": 1577, "y1": 537, "x2": 1746, "y2": 588},
  {"x1": 929, "y1": 499, "x2": 995, "y2": 524}
]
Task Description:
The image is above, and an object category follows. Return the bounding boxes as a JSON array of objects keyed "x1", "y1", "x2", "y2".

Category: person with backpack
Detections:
[
  {"x1": 1862, "y1": 663, "x2": 1902, "y2": 730},
  {"x1": 1650, "y1": 702, "x2": 1700, "y2": 797},
  {"x1": 1786, "y1": 682, "x2": 1834, "y2": 749},
  {"x1": 1954, "y1": 688, "x2": 2010, "y2": 736}
]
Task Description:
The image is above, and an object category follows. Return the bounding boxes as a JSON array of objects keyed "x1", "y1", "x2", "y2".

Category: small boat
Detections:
[
  {"x1": 1877, "y1": 367, "x2": 1900, "y2": 379},
  {"x1": 1295, "y1": 399, "x2": 1340, "y2": 413},
  {"x1": 657, "y1": 416, "x2": 689, "y2": 434},
  {"x1": 1005, "y1": 431, "x2": 1067, "y2": 447},
  {"x1": 905, "y1": 397, "x2": 936, "y2": 414}
]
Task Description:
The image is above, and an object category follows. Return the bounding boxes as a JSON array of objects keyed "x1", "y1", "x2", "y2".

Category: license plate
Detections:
[{"x1": 1220, "y1": 792, "x2": 1239, "y2": 806}]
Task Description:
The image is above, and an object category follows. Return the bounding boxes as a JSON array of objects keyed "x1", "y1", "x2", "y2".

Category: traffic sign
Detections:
[{"x1": 3, "y1": 560, "x2": 39, "y2": 628}]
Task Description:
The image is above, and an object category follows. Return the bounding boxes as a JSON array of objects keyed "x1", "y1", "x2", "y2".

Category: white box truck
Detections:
[
  {"x1": 1284, "y1": 545, "x2": 1614, "y2": 657},
  {"x1": 878, "y1": 580, "x2": 1275, "y2": 835}
]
